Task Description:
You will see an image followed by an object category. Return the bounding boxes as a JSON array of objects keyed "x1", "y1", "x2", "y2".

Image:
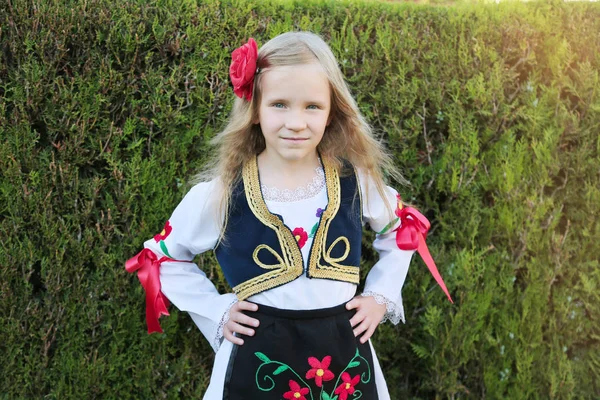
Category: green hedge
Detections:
[{"x1": 1, "y1": 0, "x2": 599, "y2": 398}]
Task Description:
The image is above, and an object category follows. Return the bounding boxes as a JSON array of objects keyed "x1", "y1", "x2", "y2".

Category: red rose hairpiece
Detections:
[{"x1": 229, "y1": 38, "x2": 258, "y2": 101}]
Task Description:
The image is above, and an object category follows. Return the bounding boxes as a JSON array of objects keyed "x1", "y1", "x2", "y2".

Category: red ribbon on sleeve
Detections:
[
  {"x1": 393, "y1": 195, "x2": 454, "y2": 303},
  {"x1": 125, "y1": 248, "x2": 179, "y2": 333}
]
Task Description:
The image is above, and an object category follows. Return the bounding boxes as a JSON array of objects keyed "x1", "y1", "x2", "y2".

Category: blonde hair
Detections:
[{"x1": 193, "y1": 31, "x2": 406, "y2": 234}]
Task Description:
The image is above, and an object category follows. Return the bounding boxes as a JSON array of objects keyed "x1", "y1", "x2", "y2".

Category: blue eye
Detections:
[
  {"x1": 307, "y1": 105, "x2": 319, "y2": 110},
  {"x1": 273, "y1": 103, "x2": 285, "y2": 108}
]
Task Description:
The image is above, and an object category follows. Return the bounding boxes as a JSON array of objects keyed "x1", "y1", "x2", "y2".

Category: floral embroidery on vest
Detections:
[{"x1": 254, "y1": 348, "x2": 371, "y2": 399}]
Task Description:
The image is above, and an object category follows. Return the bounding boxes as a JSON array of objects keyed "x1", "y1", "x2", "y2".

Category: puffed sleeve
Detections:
[
  {"x1": 357, "y1": 169, "x2": 414, "y2": 324},
  {"x1": 126, "y1": 179, "x2": 237, "y2": 352}
]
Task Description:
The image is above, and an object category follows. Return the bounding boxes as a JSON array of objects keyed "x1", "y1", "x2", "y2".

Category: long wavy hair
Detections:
[{"x1": 193, "y1": 31, "x2": 406, "y2": 235}]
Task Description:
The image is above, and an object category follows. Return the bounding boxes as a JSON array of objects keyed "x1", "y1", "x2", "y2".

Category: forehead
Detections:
[{"x1": 259, "y1": 63, "x2": 331, "y2": 102}]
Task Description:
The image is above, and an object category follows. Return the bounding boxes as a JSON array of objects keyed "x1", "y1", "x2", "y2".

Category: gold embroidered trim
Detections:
[
  {"x1": 307, "y1": 161, "x2": 360, "y2": 283},
  {"x1": 252, "y1": 245, "x2": 285, "y2": 270},
  {"x1": 232, "y1": 158, "x2": 304, "y2": 300},
  {"x1": 354, "y1": 166, "x2": 364, "y2": 227}
]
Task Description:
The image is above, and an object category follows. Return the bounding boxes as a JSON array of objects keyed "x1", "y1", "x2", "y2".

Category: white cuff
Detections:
[
  {"x1": 213, "y1": 298, "x2": 238, "y2": 352},
  {"x1": 361, "y1": 291, "x2": 405, "y2": 325}
]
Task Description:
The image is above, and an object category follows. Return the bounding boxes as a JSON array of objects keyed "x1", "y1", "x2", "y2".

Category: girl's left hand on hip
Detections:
[{"x1": 346, "y1": 295, "x2": 387, "y2": 344}]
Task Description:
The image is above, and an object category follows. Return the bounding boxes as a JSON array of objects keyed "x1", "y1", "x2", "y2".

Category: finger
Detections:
[
  {"x1": 349, "y1": 312, "x2": 365, "y2": 328},
  {"x1": 224, "y1": 327, "x2": 244, "y2": 345},
  {"x1": 229, "y1": 321, "x2": 255, "y2": 337},
  {"x1": 353, "y1": 319, "x2": 370, "y2": 337},
  {"x1": 237, "y1": 301, "x2": 259, "y2": 312},
  {"x1": 232, "y1": 313, "x2": 260, "y2": 328},
  {"x1": 360, "y1": 323, "x2": 377, "y2": 344},
  {"x1": 346, "y1": 299, "x2": 358, "y2": 310}
]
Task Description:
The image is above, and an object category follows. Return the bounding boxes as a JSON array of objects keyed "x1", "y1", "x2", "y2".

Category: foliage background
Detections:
[{"x1": 1, "y1": 0, "x2": 599, "y2": 398}]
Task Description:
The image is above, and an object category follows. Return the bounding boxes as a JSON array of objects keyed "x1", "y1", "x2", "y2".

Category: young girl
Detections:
[{"x1": 126, "y1": 31, "x2": 452, "y2": 400}]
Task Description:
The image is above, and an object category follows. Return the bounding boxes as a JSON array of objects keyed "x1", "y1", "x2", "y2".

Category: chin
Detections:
[{"x1": 278, "y1": 149, "x2": 315, "y2": 162}]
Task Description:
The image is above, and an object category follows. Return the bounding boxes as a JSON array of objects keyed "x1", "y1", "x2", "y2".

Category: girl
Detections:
[{"x1": 126, "y1": 31, "x2": 452, "y2": 400}]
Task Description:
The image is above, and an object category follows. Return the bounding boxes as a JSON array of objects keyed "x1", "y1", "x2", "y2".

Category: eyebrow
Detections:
[{"x1": 267, "y1": 98, "x2": 328, "y2": 107}]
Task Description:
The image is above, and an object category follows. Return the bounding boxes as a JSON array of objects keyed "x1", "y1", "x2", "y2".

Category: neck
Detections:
[
  {"x1": 256, "y1": 150, "x2": 322, "y2": 189},
  {"x1": 257, "y1": 150, "x2": 321, "y2": 177}
]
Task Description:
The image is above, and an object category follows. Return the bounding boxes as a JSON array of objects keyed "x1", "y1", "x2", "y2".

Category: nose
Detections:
[{"x1": 284, "y1": 111, "x2": 307, "y2": 132}]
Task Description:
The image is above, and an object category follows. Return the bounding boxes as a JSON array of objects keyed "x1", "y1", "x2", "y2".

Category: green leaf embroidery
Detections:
[
  {"x1": 255, "y1": 352, "x2": 271, "y2": 363},
  {"x1": 159, "y1": 240, "x2": 173, "y2": 258},
  {"x1": 321, "y1": 392, "x2": 331, "y2": 400},
  {"x1": 273, "y1": 365, "x2": 289, "y2": 375},
  {"x1": 348, "y1": 361, "x2": 360, "y2": 368},
  {"x1": 376, "y1": 217, "x2": 399, "y2": 235},
  {"x1": 309, "y1": 222, "x2": 319, "y2": 238}
]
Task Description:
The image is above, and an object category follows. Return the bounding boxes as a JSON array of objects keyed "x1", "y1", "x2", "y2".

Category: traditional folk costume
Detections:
[{"x1": 126, "y1": 157, "x2": 452, "y2": 400}]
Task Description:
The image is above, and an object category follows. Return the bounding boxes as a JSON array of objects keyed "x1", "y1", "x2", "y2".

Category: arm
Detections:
[
  {"x1": 349, "y1": 169, "x2": 453, "y2": 340},
  {"x1": 346, "y1": 170, "x2": 414, "y2": 343},
  {"x1": 126, "y1": 180, "x2": 237, "y2": 352}
]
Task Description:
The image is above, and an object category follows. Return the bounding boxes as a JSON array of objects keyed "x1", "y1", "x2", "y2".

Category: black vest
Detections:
[{"x1": 214, "y1": 157, "x2": 363, "y2": 300}]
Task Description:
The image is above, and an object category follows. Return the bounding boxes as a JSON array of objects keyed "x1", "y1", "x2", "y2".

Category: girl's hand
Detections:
[
  {"x1": 223, "y1": 301, "x2": 260, "y2": 345},
  {"x1": 346, "y1": 295, "x2": 387, "y2": 344}
]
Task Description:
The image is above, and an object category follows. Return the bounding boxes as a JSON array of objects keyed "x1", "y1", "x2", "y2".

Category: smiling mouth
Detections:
[{"x1": 281, "y1": 137, "x2": 308, "y2": 141}]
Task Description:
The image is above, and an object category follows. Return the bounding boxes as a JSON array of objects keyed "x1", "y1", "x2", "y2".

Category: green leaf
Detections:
[
  {"x1": 321, "y1": 392, "x2": 331, "y2": 400},
  {"x1": 273, "y1": 365, "x2": 289, "y2": 375},
  {"x1": 159, "y1": 241, "x2": 173, "y2": 258},
  {"x1": 309, "y1": 222, "x2": 318, "y2": 238},
  {"x1": 348, "y1": 361, "x2": 360, "y2": 368},
  {"x1": 255, "y1": 352, "x2": 271, "y2": 363},
  {"x1": 376, "y1": 217, "x2": 399, "y2": 234},
  {"x1": 125, "y1": 138, "x2": 145, "y2": 151}
]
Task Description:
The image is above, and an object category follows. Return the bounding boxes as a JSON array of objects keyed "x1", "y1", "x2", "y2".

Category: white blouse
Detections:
[{"x1": 140, "y1": 167, "x2": 415, "y2": 399}]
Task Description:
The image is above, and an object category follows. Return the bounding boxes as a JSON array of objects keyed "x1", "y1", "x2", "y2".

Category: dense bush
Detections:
[{"x1": 1, "y1": 0, "x2": 598, "y2": 398}]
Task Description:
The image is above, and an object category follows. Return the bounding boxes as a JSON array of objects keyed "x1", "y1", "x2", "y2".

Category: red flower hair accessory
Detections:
[{"x1": 229, "y1": 38, "x2": 258, "y2": 101}]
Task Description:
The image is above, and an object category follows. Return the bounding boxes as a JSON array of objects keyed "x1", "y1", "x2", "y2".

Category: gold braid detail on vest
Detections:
[
  {"x1": 232, "y1": 156, "x2": 360, "y2": 300},
  {"x1": 306, "y1": 162, "x2": 359, "y2": 283},
  {"x1": 233, "y1": 157, "x2": 304, "y2": 300}
]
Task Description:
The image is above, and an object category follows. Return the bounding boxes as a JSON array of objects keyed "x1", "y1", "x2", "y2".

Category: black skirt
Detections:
[{"x1": 223, "y1": 302, "x2": 378, "y2": 400}]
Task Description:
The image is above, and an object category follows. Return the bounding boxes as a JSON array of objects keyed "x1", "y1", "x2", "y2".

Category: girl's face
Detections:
[{"x1": 256, "y1": 63, "x2": 331, "y2": 165}]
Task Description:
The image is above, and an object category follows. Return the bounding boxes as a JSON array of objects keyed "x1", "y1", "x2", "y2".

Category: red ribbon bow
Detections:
[
  {"x1": 394, "y1": 195, "x2": 453, "y2": 303},
  {"x1": 126, "y1": 248, "x2": 178, "y2": 333}
]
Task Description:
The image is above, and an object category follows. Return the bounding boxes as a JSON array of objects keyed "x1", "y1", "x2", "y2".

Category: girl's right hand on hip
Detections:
[{"x1": 223, "y1": 301, "x2": 260, "y2": 345}]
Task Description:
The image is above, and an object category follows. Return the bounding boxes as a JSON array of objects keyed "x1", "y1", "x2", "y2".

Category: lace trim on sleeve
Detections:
[
  {"x1": 361, "y1": 291, "x2": 405, "y2": 325},
  {"x1": 213, "y1": 298, "x2": 239, "y2": 352}
]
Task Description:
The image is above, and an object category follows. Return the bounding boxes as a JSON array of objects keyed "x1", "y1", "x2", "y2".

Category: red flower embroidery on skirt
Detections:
[
  {"x1": 154, "y1": 221, "x2": 172, "y2": 242},
  {"x1": 292, "y1": 227, "x2": 308, "y2": 249},
  {"x1": 306, "y1": 355, "x2": 335, "y2": 387},
  {"x1": 334, "y1": 372, "x2": 361, "y2": 400},
  {"x1": 283, "y1": 380, "x2": 309, "y2": 400}
]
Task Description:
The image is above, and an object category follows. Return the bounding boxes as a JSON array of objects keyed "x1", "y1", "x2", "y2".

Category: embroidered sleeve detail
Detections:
[
  {"x1": 361, "y1": 291, "x2": 404, "y2": 325},
  {"x1": 214, "y1": 297, "x2": 239, "y2": 352}
]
